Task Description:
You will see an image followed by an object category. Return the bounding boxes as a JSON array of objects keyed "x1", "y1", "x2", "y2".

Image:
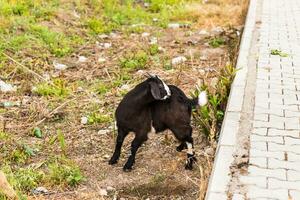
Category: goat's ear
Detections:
[{"x1": 149, "y1": 82, "x2": 161, "y2": 100}]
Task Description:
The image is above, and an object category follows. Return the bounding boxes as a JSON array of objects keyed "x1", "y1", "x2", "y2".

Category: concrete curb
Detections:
[{"x1": 205, "y1": 0, "x2": 258, "y2": 199}]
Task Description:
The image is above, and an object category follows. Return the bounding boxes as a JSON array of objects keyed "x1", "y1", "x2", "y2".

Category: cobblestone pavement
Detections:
[{"x1": 239, "y1": 0, "x2": 300, "y2": 199}]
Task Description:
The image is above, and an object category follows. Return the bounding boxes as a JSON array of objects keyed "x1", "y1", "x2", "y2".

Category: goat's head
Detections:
[{"x1": 146, "y1": 74, "x2": 171, "y2": 100}]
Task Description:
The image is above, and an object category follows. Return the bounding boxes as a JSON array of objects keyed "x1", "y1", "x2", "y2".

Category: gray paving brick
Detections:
[
  {"x1": 247, "y1": 166, "x2": 286, "y2": 180},
  {"x1": 247, "y1": 186, "x2": 288, "y2": 199},
  {"x1": 268, "y1": 178, "x2": 300, "y2": 190},
  {"x1": 249, "y1": 149, "x2": 285, "y2": 161}
]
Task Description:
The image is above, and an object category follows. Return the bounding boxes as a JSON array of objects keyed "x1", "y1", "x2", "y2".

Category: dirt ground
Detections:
[{"x1": 0, "y1": 1, "x2": 249, "y2": 199}]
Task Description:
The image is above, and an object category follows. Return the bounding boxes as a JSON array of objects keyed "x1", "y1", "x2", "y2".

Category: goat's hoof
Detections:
[
  {"x1": 185, "y1": 162, "x2": 193, "y2": 170},
  {"x1": 108, "y1": 158, "x2": 118, "y2": 165},
  {"x1": 123, "y1": 165, "x2": 133, "y2": 172}
]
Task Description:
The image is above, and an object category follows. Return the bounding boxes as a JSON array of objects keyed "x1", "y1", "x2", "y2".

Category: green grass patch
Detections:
[
  {"x1": 209, "y1": 37, "x2": 225, "y2": 48},
  {"x1": 34, "y1": 79, "x2": 70, "y2": 97},
  {"x1": 120, "y1": 50, "x2": 149, "y2": 70},
  {"x1": 270, "y1": 49, "x2": 288, "y2": 57}
]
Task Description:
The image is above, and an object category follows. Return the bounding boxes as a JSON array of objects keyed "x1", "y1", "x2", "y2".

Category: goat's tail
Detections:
[{"x1": 190, "y1": 91, "x2": 208, "y2": 107}]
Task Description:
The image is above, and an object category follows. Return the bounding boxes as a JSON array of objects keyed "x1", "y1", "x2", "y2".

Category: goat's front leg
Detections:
[
  {"x1": 185, "y1": 137, "x2": 196, "y2": 170},
  {"x1": 109, "y1": 128, "x2": 128, "y2": 165},
  {"x1": 176, "y1": 141, "x2": 187, "y2": 152},
  {"x1": 123, "y1": 134, "x2": 147, "y2": 171}
]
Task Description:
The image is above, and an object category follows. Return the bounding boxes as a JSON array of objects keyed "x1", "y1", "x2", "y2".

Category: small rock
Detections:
[
  {"x1": 152, "y1": 18, "x2": 158, "y2": 22},
  {"x1": 199, "y1": 69, "x2": 206, "y2": 76},
  {"x1": 110, "y1": 32, "x2": 118, "y2": 38},
  {"x1": 142, "y1": 32, "x2": 150, "y2": 37},
  {"x1": 98, "y1": 34, "x2": 109, "y2": 39},
  {"x1": 150, "y1": 37, "x2": 157, "y2": 44},
  {"x1": 53, "y1": 61, "x2": 68, "y2": 70},
  {"x1": 120, "y1": 198, "x2": 126, "y2": 200},
  {"x1": 144, "y1": 2, "x2": 150, "y2": 7},
  {"x1": 199, "y1": 30, "x2": 209, "y2": 36},
  {"x1": 200, "y1": 56, "x2": 208, "y2": 61},
  {"x1": 98, "y1": 129, "x2": 110, "y2": 135},
  {"x1": 106, "y1": 186, "x2": 115, "y2": 191},
  {"x1": 120, "y1": 84, "x2": 130, "y2": 90},
  {"x1": 210, "y1": 77, "x2": 219, "y2": 88},
  {"x1": 158, "y1": 46, "x2": 165, "y2": 52},
  {"x1": 205, "y1": 147, "x2": 214, "y2": 156},
  {"x1": 81, "y1": 116, "x2": 88, "y2": 125},
  {"x1": 103, "y1": 154, "x2": 110, "y2": 159},
  {"x1": 171, "y1": 56, "x2": 187, "y2": 65},
  {"x1": 187, "y1": 40, "x2": 198, "y2": 45},
  {"x1": 99, "y1": 188, "x2": 108, "y2": 196},
  {"x1": 78, "y1": 56, "x2": 87, "y2": 63},
  {"x1": 98, "y1": 57, "x2": 106, "y2": 63},
  {"x1": 103, "y1": 43, "x2": 111, "y2": 48},
  {"x1": 32, "y1": 186, "x2": 49, "y2": 195},
  {"x1": 0, "y1": 80, "x2": 16, "y2": 92},
  {"x1": 168, "y1": 23, "x2": 180, "y2": 29}
]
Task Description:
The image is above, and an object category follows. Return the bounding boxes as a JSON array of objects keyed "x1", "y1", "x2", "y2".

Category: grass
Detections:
[
  {"x1": 120, "y1": 50, "x2": 149, "y2": 70},
  {"x1": 33, "y1": 79, "x2": 70, "y2": 97},
  {"x1": 270, "y1": 49, "x2": 288, "y2": 57},
  {"x1": 209, "y1": 37, "x2": 225, "y2": 48}
]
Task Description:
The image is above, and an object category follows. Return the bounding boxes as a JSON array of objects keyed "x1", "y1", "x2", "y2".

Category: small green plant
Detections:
[
  {"x1": 34, "y1": 79, "x2": 70, "y2": 97},
  {"x1": 209, "y1": 37, "x2": 225, "y2": 48},
  {"x1": 1, "y1": 165, "x2": 44, "y2": 192},
  {"x1": 87, "y1": 113, "x2": 112, "y2": 125},
  {"x1": 149, "y1": 44, "x2": 159, "y2": 55},
  {"x1": 270, "y1": 49, "x2": 288, "y2": 57},
  {"x1": 47, "y1": 157, "x2": 84, "y2": 187},
  {"x1": 120, "y1": 50, "x2": 149, "y2": 70},
  {"x1": 193, "y1": 65, "x2": 237, "y2": 142}
]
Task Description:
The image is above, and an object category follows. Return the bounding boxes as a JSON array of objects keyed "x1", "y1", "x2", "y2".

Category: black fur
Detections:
[{"x1": 109, "y1": 79, "x2": 199, "y2": 171}]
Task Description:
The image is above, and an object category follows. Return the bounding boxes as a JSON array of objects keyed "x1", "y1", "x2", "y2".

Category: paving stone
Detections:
[
  {"x1": 249, "y1": 157, "x2": 267, "y2": 168},
  {"x1": 268, "y1": 129, "x2": 299, "y2": 137},
  {"x1": 268, "y1": 158, "x2": 300, "y2": 171},
  {"x1": 247, "y1": 186, "x2": 288, "y2": 199},
  {"x1": 249, "y1": 149, "x2": 285, "y2": 161},
  {"x1": 250, "y1": 135, "x2": 283, "y2": 144},
  {"x1": 287, "y1": 170, "x2": 300, "y2": 181},
  {"x1": 240, "y1": 176, "x2": 266, "y2": 187},
  {"x1": 247, "y1": 166, "x2": 286, "y2": 180},
  {"x1": 290, "y1": 190, "x2": 300, "y2": 200},
  {"x1": 268, "y1": 178, "x2": 300, "y2": 190}
]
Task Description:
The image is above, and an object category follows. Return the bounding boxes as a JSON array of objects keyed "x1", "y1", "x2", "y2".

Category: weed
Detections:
[
  {"x1": 34, "y1": 79, "x2": 70, "y2": 97},
  {"x1": 1, "y1": 165, "x2": 44, "y2": 192},
  {"x1": 47, "y1": 157, "x2": 84, "y2": 187},
  {"x1": 193, "y1": 65, "x2": 237, "y2": 142},
  {"x1": 270, "y1": 49, "x2": 288, "y2": 57},
  {"x1": 120, "y1": 50, "x2": 149, "y2": 70},
  {"x1": 209, "y1": 37, "x2": 225, "y2": 48},
  {"x1": 149, "y1": 44, "x2": 160, "y2": 55},
  {"x1": 87, "y1": 113, "x2": 112, "y2": 125}
]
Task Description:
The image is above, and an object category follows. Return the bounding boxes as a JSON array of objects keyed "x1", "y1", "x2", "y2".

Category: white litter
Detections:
[
  {"x1": 171, "y1": 56, "x2": 187, "y2": 65},
  {"x1": 168, "y1": 23, "x2": 180, "y2": 29},
  {"x1": 98, "y1": 57, "x2": 106, "y2": 63},
  {"x1": 81, "y1": 116, "x2": 88, "y2": 125},
  {"x1": 99, "y1": 188, "x2": 108, "y2": 196},
  {"x1": 198, "y1": 91, "x2": 208, "y2": 106},
  {"x1": 142, "y1": 32, "x2": 150, "y2": 37},
  {"x1": 0, "y1": 80, "x2": 16, "y2": 92},
  {"x1": 53, "y1": 61, "x2": 68, "y2": 70},
  {"x1": 78, "y1": 56, "x2": 87, "y2": 63},
  {"x1": 150, "y1": 37, "x2": 157, "y2": 44}
]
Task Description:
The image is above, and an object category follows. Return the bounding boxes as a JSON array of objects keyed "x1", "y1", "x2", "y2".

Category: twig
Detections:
[
  {"x1": 28, "y1": 97, "x2": 77, "y2": 131},
  {"x1": 2, "y1": 52, "x2": 55, "y2": 86}
]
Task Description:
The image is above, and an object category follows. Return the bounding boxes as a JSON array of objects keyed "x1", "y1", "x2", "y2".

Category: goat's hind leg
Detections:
[
  {"x1": 109, "y1": 128, "x2": 128, "y2": 165},
  {"x1": 176, "y1": 142, "x2": 187, "y2": 152},
  {"x1": 184, "y1": 136, "x2": 197, "y2": 170},
  {"x1": 123, "y1": 133, "x2": 148, "y2": 171}
]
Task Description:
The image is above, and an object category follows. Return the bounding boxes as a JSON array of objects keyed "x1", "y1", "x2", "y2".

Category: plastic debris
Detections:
[
  {"x1": 31, "y1": 186, "x2": 49, "y2": 195},
  {"x1": 0, "y1": 80, "x2": 16, "y2": 92},
  {"x1": 168, "y1": 23, "x2": 180, "y2": 29},
  {"x1": 98, "y1": 57, "x2": 106, "y2": 63},
  {"x1": 150, "y1": 37, "x2": 157, "y2": 44},
  {"x1": 99, "y1": 188, "x2": 108, "y2": 196},
  {"x1": 78, "y1": 56, "x2": 88, "y2": 63},
  {"x1": 171, "y1": 56, "x2": 187, "y2": 65},
  {"x1": 81, "y1": 116, "x2": 88, "y2": 125},
  {"x1": 53, "y1": 61, "x2": 68, "y2": 70},
  {"x1": 0, "y1": 101, "x2": 20, "y2": 108},
  {"x1": 142, "y1": 32, "x2": 150, "y2": 37}
]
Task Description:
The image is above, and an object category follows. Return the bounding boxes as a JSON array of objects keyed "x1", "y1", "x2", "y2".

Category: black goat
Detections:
[{"x1": 109, "y1": 75, "x2": 207, "y2": 171}]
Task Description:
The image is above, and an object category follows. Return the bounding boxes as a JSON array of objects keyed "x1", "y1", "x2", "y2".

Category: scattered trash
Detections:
[
  {"x1": 150, "y1": 37, "x2": 157, "y2": 44},
  {"x1": 97, "y1": 42, "x2": 112, "y2": 49},
  {"x1": 0, "y1": 171, "x2": 17, "y2": 199},
  {"x1": 120, "y1": 84, "x2": 130, "y2": 91},
  {"x1": 33, "y1": 127, "x2": 42, "y2": 138},
  {"x1": 158, "y1": 46, "x2": 165, "y2": 52},
  {"x1": 142, "y1": 32, "x2": 150, "y2": 37},
  {"x1": 0, "y1": 101, "x2": 20, "y2": 108},
  {"x1": 152, "y1": 18, "x2": 158, "y2": 22},
  {"x1": 53, "y1": 61, "x2": 68, "y2": 70},
  {"x1": 32, "y1": 186, "x2": 49, "y2": 195},
  {"x1": 81, "y1": 116, "x2": 88, "y2": 125},
  {"x1": 171, "y1": 56, "x2": 187, "y2": 65},
  {"x1": 97, "y1": 129, "x2": 110, "y2": 135},
  {"x1": 98, "y1": 57, "x2": 106, "y2": 63},
  {"x1": 0, "y1": 80, "x2": 16, "y2": 92},
  {"x1": 199, "y1": 91, "x2": 208, "y2": 106},
  {"x1": 144, "y1": 2, "x2": 150, "y2": 7},
  {"x1": 168, "y1": 23, "x2": 180, "y2": 29},
  {"x1": 78, "y1": 56, "x2": 88, "y2": 63},
  {"x1": 110, "y1": 32, "x2": 118, "y2": 38},
  {"x1": 99, "y1": 189, "x2": 107, "y2": 196}
]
